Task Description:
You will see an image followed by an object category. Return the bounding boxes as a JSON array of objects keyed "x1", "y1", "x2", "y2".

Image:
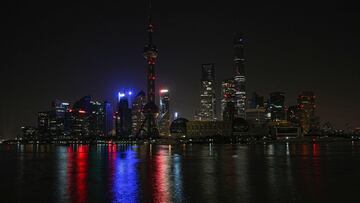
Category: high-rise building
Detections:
[
  {"x1": 158, "y1": 89, "x2": 170, "y2": 137},
  {"x1": 233, "y1": 34, "x2": 246, "y2": 119},
  {"x1": 141, "y1": 0, "x2": 159, "y2": 138},
  {"x1": 287, "y1": 105, "x2": 300, "y2": 126},
  {"x1": 71, "y1": 96, "x2": 92, "y2": 137},
  {"x1": 88, "y1": 101, "x2": 104, "y2": 137},
  {"x1": 249, "y1": 92, "x2": 264, "y2": 109},
  {"x1": 116, "y1": 97, "x2": 132, "y2": 137},
  {"x1": 48, "y1": 101, "x2": 70, "y2": 137},
  {"x1": 270, "y1": 92, "x2": 285, "y2": 121},
  {"x1": 37, "y1": 111, "x2": 50, "y2": 135},
  {"x1": 197, "y1": 63, "x2": 216, "y2": 121},
  {"x1": 297, "y1": 91, "x2": 320, "y2": 134},
  {"x1": 221, "y1": 79, "x2": 236, "y2": 120},
  {"x1": 223, "y1": 101, "x2": 236, "y2": 121},
  {"x1": 52, "y1": 100, "x2": 70, "y2": 119},
  {"x1": 103, "y1": 101, "x2": 113, "y2": 137},
  {"x1": 132, "y1": 91, "x2": 146, "y2": 137}
]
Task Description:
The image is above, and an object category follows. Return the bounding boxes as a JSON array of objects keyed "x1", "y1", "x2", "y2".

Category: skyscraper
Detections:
[
  {"x1": 49, "y1": 100, "x2": 70, "y2": 137},
  {"x1": 72, "y1": 96, "x2": 92, "y2": 137},
  {"x1": 103, "y1": 101, "x2": 113, "y2": 137},
  {"x1": 249, "y1": 92, "x2": 264, "y2": 109},
  {"x1": 270, "y1": 92, "x2": 286, "y2": 121},
  {"x1": 197, "y1": 63, "x2": 216, "y2": 121},
  {"x1": 287, "y1": 105, "x2": 300, "y2": 126},
  {"x1": 88, "y1": 100, "x2": 103, "y2": 137},
  {"x1": 141, "y1": 0, "x2": 159, "y2": 138},
  {"x1": 116, "y1": 97, "x2": 132, "y2": 137},
  {"x1": 37, "y1": 111, "x2": 50, "y2": 136},
  {"x1": 297, "y1": 91, "x2": 320, "y2": 134},
  {"x1": 158, "y1": 89, "x2": 170, "y2": 137},
  {"x1": 233, "y1": 34, "x2": 246, "y2": 119},
  {"x1": 221, "y1": 79, "x2": 236, "y2": 120},
  {"x1": 132, "y1": 91, "x2": 146, "y2": 136}
]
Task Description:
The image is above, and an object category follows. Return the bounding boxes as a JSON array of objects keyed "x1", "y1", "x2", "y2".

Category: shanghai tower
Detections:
[{"x1": 233, "y1": 34, "x2": 246, "y2": 119}]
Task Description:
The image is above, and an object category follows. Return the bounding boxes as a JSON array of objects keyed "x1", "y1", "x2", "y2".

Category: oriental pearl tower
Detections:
[{"x1": 138, "y1": 0, "x2": 159, "y2": 138}]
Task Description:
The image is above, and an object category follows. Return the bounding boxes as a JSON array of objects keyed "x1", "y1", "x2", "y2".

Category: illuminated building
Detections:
[
  {"x1": 132, "y1": 91, "x2": 146, "y2": 137},
  {"x1": 45, "y1": 100, "x2": 70, "y2": 137},
  {"x1": 297, "y1": 91, "x2": 320, "y2": 134},
  {"x1": 196, "y1": 63, "x2": 216, "y2": 121},
  {"x1": 158, "y1": 89, "x2": 170, "y2": 137},
  {"x1": 287, "y1": 105, "x2": 300, "y2": 126},
  {"x1": 72, "y1": 96, "x2": 92, "y2": 137},
  {"x1": 52, "y1": 100, "x2": 70, "y2": 119},
  {"x1": 170, "y1": 118, "x2": 189, "y2": 138},
  {"x1": 103, "y1": 101, "x2": 113, "y2": 137},
  {"x1": 221, "y1": 79, "x2": 236, "y2": 120},
  {"x1": 88, "y1": 101, "x2": 104, "y2": 137},
  {"x1": 186, "y1": 121, "x2": 232, "y2": 138},
  {"x1": 223, "y1": 101, "x2": 236, "y2": 121},
  {"x1": 245, "y1": 108, "x2": 266, "y2": 127},
  {"x1": 37, "y1": 111, "x2": 50, "y2": 135},
  {"x1": 233, "y1": 34, "x2": 246, "y2": 119},
  {"x1": 249, "y1": 92, "x2": 264, "y2": 109},
  {"x1": 21, "y1": 126, "x2": 37, "y2": 139},
  {"x1": 141, "y1": 0, "x2": 160, "y2": 138},
  {"x1": 116, "y1": 96, "x2": 132, "y2": 137},
  {"x1": 270, "y1": 92, "x2": 285, "y2": 121}
]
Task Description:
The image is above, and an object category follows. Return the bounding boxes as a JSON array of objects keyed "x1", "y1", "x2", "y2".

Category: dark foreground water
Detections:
[{"x1": 0, "y1": 142, "x2": 360, "y2": 203}]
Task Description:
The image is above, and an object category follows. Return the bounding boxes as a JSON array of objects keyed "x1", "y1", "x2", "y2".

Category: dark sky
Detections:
[{"x1": 1, "y1": 0, "x2": 360, "y2": 138}]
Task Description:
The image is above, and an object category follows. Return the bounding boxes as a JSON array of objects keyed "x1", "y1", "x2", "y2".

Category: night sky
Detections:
[{"x1": 2, "y1": 0, "x2": 360, "y2": 138}]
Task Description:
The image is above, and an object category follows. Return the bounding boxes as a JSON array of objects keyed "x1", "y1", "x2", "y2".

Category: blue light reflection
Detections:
[{"x1": 112, "y1": 147, "x2": 139, "y2": 203}]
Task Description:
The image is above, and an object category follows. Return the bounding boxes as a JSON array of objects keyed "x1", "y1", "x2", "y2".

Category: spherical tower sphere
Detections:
[
  {"x1": 143, "y1": 45, "x2": 158, "y2": 59},
  {"x1": 170, "y1": 118, "x2": 189, "y2": 137}
]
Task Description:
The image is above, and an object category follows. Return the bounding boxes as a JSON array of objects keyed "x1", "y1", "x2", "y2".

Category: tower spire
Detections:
[
  {"x1": 138, "y1": 0, "x2": 159, "y2": 138},
  {"x1": 147, "y1": 0, "x2": 153, "y2": 46}
]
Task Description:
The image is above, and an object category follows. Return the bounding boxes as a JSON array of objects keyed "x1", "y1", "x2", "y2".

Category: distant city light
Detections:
[
  {"x1": 79, "y1": 110, "x2": 86, "y2": 114},
  {"x1": 128, "y1": 91, "x2": 133, "y2": 95},
  {"x1": 118, "y1": 92, "x2": 125, "y2": 101},
  {"x1": 174, "y1": 112, "x2": 179, "y2": 119},
  {"x1": 160, "y1": 89, "x2": 169, "y2": 93}
]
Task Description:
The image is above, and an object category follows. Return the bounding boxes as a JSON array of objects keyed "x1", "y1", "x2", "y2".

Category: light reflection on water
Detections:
[{"x1": 1, "y1": 142, "x2": 360, "y2": 202}]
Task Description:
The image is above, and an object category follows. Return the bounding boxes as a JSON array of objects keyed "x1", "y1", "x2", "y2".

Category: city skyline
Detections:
[{"x1": 2, "y1": 0, "x2": 360, "y2": 138}]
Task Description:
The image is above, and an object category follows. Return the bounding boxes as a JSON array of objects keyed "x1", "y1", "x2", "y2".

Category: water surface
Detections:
[{"x1": 0, "y1": 142, "x2": 359, "y2": 202}]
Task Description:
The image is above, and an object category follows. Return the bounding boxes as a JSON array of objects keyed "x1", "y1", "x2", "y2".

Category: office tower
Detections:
[
  {"x1": 141, "y1": 0, "x2": 159, "y2": 138},
  {"x1": 223, "y1": 101, "x2": 236, "y2": 121},
  {"x1": 72, "y1": 96, "x2": 92, "y2": 137},
  {"x1": 287, "y1": 105, "x2": 300, "y2": 126},
  {"x1": 197, "y1": 63, "x2": 216, "y2": 121},
  {"x1": 132, "y1": 91, "x2": 146, "y2": 137},
  {"x1": 52, "y1": 100, "x2": 70, "y2": 119},
  {"x1": 158, "y1": 89, "x2": 170, "y2": 137},
  {"x1": 50, "y1": 100, "x2": 70, "y2": 137},
  {"x1": 233, "y1": 34, "x2": 246, "y2": 119},
  {"x1": 264, "y1": 98, "x2": 272, "y2": 121},
  {"x1": 88, "y1": 101, "x2": 104, "y2": 137},
  {"x1": 297, "y1": 91, "x2": 320, "y2": 134},
  {"x1": 250, "y1": 92, "x2": 264, "y2": 109},
  {"x1": 270, "y1": 92, "x2": 285, "y2": 121},
  {"x1": 103, "y1": 101, "x2": 113, "y2": 137},
  {"x1": 37, "y1": 111, "x2": 50, "y2": 135},
  {"x1": 221, "y1": 79, "x2": 236, "y2": 120},
  {"x1": 116, "y1": 97, "x2": 132, "y2": 137}
]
